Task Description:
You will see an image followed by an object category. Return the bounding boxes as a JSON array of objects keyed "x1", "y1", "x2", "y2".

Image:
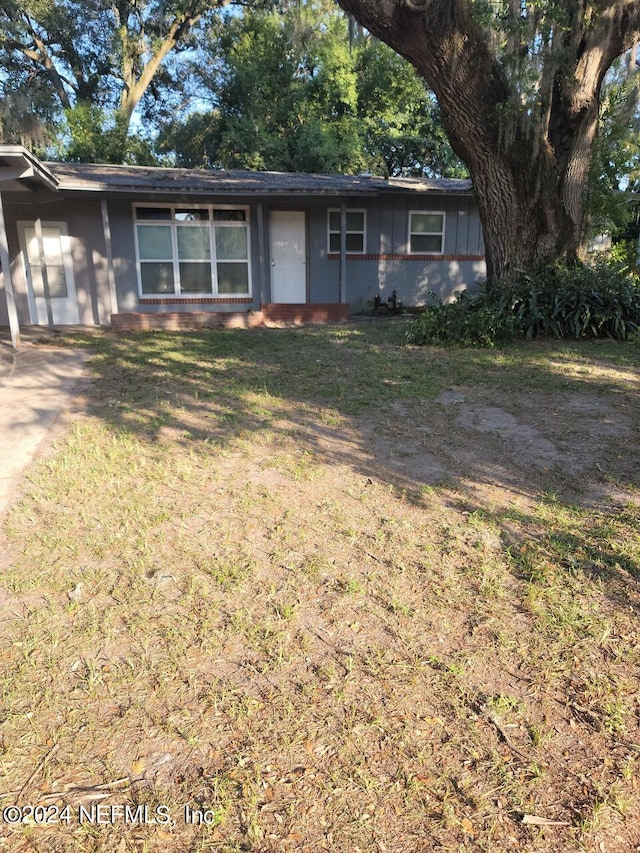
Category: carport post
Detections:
[{"x1": 0, "y1": 190, "x2": 20, "y2": 349}]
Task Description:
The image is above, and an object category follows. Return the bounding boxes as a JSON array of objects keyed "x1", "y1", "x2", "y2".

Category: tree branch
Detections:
[
  {"x1": 8, "y1": 14, "x2": 73, "y2": 108},
  {"x1": 119, "y1": 8, "x2": 204, "y2": 124}
]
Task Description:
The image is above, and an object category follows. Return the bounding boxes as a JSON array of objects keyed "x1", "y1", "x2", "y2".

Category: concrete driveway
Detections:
[{"x1": 0, "y1": 334, "x2": 88, "y2": 517}]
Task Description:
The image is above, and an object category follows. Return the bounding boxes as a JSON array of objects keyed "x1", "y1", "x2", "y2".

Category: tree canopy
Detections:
[
  {"x1": 0, "y1": 0, "x2": 232, "y2": 161},
  {"x1": 157, "y1": 2, "x2": 465, "y2": 176},
  {"x1": 586, "y1": 52, "x2": 640, "y2": 241},
  {"x1": 0, "y1": 0, "x2": 465, "y2": 175},
  {"x1": 335, "y1": 0, "x2": 640, "y2": 279}
]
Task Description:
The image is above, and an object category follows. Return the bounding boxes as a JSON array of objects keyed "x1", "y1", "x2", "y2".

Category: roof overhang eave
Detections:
[
  {"x1": 52, "y1": 181, "x2": 378, "y2": 194},
  {"x1": 53, "y1": 183, "x2": 474, "y2": 198},
  {"x1": 0, "y1": 146, "x2": 59, "y2": 192}
]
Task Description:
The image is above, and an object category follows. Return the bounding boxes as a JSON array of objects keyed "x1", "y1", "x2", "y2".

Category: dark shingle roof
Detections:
[{"x1": 44, "y1": 161, "x2": 473, "y2": 196}]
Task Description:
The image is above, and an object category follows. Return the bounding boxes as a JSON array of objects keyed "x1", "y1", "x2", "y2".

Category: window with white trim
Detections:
[
  {"x1": 134, "y1": 205, "x2": 251, "y2": 296},
  {"x1": 408, "y1": 211, "x2": 445, "y2": 254},
  {"x1": 328, "y1": 209, "x2": 366, "y2": 254}
]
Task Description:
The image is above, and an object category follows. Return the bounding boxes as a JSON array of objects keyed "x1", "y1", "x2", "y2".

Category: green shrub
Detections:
[
  {"x1": 406, "y1": 257, "x2": 640, "y2": 347},
  {"x1": 405, "y1": 292, "x2": 514, "y2": 348}
]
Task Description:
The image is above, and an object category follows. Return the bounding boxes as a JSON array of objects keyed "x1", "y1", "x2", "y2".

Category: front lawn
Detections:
[{"x1": 1, "y1": 323, "x2": 639, "y2": 852}]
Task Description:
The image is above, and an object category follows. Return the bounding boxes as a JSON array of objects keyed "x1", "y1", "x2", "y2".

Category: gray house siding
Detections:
[
  {"x1": 376, "y1": 191, "x2": 486, "y2": 309},
  {"x1": 283, "y1": 193, "x2": 490, "y2": 314},
  {"x1": 377, "y1": 259, "x2": 486, "y2": 307},
  {"x1": 2, "y1": 195, "x2": 70, "y2": 324},
  {"x1": 0, "y1": 151, "x2": 489, "y2": 333},
  {"x1": 304, "y1": 197, "x2": 380, "y2": 305},
  {"x1": 67, "y1": 199, "x2": 111, "y2": 325},
  {"x1": 1, "y1": 198, "x2": 29, "y2": 323},
  {"x1": 107, "y1": 198, "x2": 139, "y2": 314},
  {"x1": 332, "y1": 194, "x2": 486, "y2": 312},
  {"x1": 307, "y1": 201, "x2": 334, "y2": 303},
  {"x1": 0, "y1": 194, "x2": 111, "y2": 326}
]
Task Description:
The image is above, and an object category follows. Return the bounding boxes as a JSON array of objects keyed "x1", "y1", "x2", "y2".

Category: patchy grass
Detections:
[{"x1": 1, "y1": 322, "x2": 639, "y2": 852}]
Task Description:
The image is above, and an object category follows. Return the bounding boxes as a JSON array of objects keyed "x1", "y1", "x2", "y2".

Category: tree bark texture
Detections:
[{"x1": 336, "y1": 0, "x2": 640, "y2": 280}]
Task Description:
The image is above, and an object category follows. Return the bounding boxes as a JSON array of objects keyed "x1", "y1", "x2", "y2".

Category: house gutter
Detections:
[{"x1": 50, "y1": 185, "x2": 475, "y2": 199}]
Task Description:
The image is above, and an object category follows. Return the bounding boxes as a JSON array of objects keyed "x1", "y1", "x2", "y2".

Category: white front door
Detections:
[
  {"x1": 19, "y1": 222, "x2": 80, "y2": 325},
  {"x1": 270, "y1": 211, "x2": 306, "y2": 303}
]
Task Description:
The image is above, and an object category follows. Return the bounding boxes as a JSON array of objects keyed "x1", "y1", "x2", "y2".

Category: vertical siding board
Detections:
[
  {"x1": 468, "y1": 200, "x2": 483, "y2": 255},
  {"x1": 451, "y1": 196, "x2": 460, "y2": 253},
  {"x1": 442, "y1": 196, "x2": 454, "y2": 255},
  {"x1": 101, "y1": 199, "x2": 119, "y2": 320},
  {"x1": 460, "y1": 197, "x2": 471, "y2": 254},
  {"x1": 308, "y1": 201, "x2": 337, "y2": 303},
  {"x1": 256, "y1": 202, "x2": 266, "y2": 305},
  {"x1": 448, "y1": 196, "x2": 467, "y2": 255},
  {"x1": 393, "y1": 197, "x2": 406, "y2": 254},
  {"x1": 109, "y1": 199, "x2": 138, "y2": 312},
  {"x1": 69, "y1": 199, "x2": 112, "y2": 325}
]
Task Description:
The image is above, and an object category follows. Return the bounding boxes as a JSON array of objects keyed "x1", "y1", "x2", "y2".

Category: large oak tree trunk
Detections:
[{"x1": 336, "y1": 0, "x2": 640, "y2": 282}]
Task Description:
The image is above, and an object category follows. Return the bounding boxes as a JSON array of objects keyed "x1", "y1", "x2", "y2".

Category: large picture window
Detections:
[
  {"x1": 408, "y1": 211, "x2": 445, "y2": 254},
  {"x1": 134, "y1": 205, "x2": 251, "y2": 297},
  {"x1": 328, "y1": 209, "x2": 366, "y2": 254}
]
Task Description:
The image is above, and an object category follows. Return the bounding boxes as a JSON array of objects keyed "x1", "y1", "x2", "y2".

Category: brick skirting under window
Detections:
[
  {"x1": 139, "y1": 297, "x2": 254, "y2": 305},
  {"x1": 111, "y1": 304, "x2": 349, "y2": 331}
]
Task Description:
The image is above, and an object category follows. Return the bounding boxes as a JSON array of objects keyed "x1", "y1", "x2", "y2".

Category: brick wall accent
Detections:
[
  {"x1": 261, "y1": 303, "x2": 349, "y2": 325},
  {"x1": 111, "y1": 304, "x2": 349, "y2": 331},
  {"x1": 111, "y1": 311, "x2": 264, "y2": 331},
  {"x1": 327, "y1": 253, "x2": 485, "y2": 262},
  {"x1": 139, "y1": 297, "x2": 254, "y2": 305}
]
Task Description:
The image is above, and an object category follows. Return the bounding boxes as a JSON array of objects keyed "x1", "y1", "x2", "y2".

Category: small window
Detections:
[
  {"x1": 136, "y1": 207, "x2": 172, "y2": 220},
  {"x1": 175, "y1": 208, "x2": 209, "y2": 221},
  {"x1": 214, "y1": 209, "x2": 246, "y2": 222},
  {"x1": 328, "y1": 209, "x2": 366, "y2": 254},
  {"x1": 409, "y1": 212, "x2": 445, "y2": 254}
]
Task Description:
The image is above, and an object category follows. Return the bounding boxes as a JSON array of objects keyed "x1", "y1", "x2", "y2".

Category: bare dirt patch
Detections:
[
  {"x1": 0, "y1": 326, "x2": 639, "y2": 853},
  {"x1": 366, "y1": 375, "x2": 639, "y2": 513}
]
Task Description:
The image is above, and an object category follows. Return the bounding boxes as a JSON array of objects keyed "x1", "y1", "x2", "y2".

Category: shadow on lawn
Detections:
[
  {"x1": 64, "y1": 323, "x2": 640, "y2": 602},
  {"x1": 77, "y1": 327, "x2": 640, "y2": 478}
]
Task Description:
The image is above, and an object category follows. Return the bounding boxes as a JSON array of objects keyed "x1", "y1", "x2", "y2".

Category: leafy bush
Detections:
[
  {"x1": 405, "y1": 292, "x2": 514, "y2": 348},
  {"x1": 406, "y1": 257, "x2": 640, "y2": 347}
]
